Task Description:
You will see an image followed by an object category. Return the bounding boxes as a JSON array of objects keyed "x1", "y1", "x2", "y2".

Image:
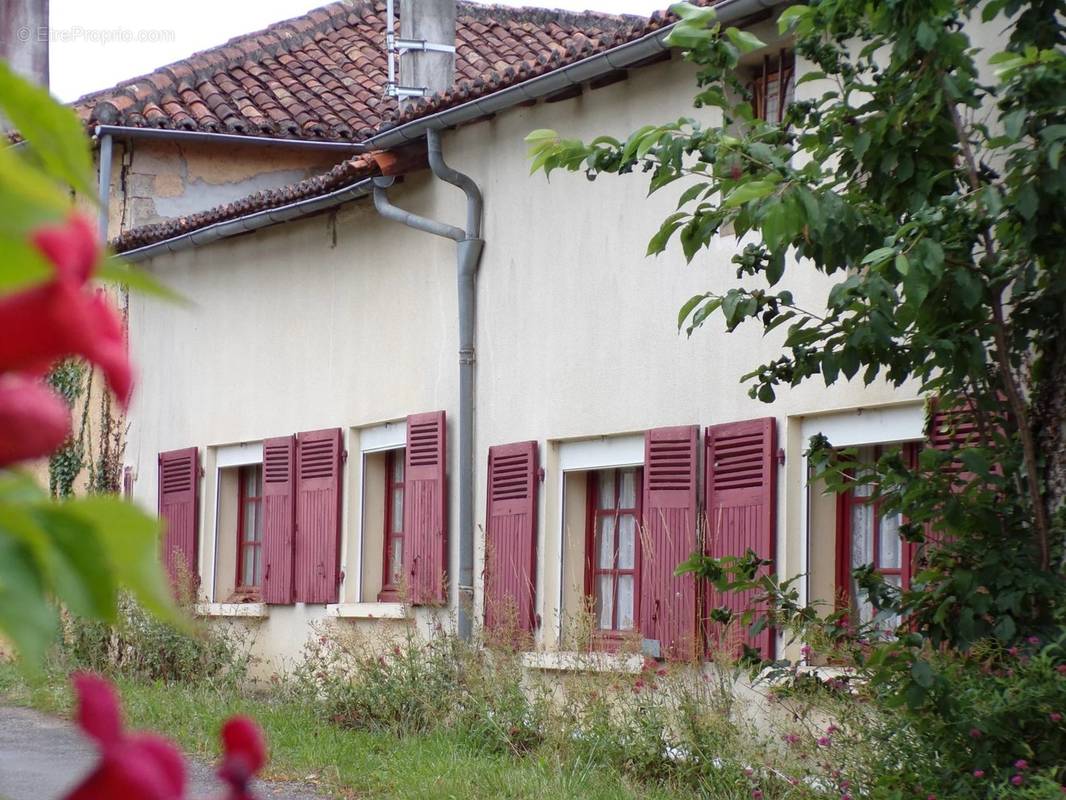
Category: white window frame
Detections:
[
  {"x1": 797, "y1": 403, "x2": 924, "y2": 606},
  {"x1": 353, "y1": 420, "x2": 408, "y2": 603},
  {"x1": 208, "y1": 442, "x2": 264, "y2": 603},
  {"x1": 553, "y1": 434, "x2": 644, "y2": 644}
]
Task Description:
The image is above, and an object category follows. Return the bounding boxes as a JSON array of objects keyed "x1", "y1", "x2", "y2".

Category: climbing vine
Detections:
[{"x1": 46, "y1": 359, "x2": 86, "y2": 497}]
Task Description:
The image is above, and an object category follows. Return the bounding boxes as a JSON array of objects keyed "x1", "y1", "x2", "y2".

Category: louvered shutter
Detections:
[
  {"x1": 704, "y1": 417, "x2": 777, "y2": 660},
  {"x1": 640, "y1": 426, "x2": 699, "y2": 660},
  {"x1": 484, "y1": 441, "x2": 539, "y2": 634},
  {"x1": 403, "y1": 411, "x2": 448, "y2": 605},
  {"x1": 158, "y1": 447, "x2": 199, "y2": 591},
  {"x1": 262, "y1": 435, "x2": 296, "y2": 604},
  {"x1": 294, "y1": 428, "x2": 343, "y2": 604}
]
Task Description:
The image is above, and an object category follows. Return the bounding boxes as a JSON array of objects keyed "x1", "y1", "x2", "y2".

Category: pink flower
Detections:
[
  {"x1": 826, "y1": 724, "x2": 839, "y2": 734},
  {"x1": 973, "y1": 770, "x2": 984, "y2": 779},
  {"x1": 751, "y1": 791, "x2": 763, "y2": 799},
  {"x1": 0, "y1": 374, "x2": 70, "y2": 467},
  {"x1": 927, "y1": 794, "x2": 937, "y2": 800},
  {"x1": 218, "y1": 716, "x2": 266, "y2": 800},
  {"x1": 1008, "y1": 647, "x2": 1020, "y2": 657},
  {"x1": 0, "y1": 214, "x2": 132, "y2": 408},
  {"x1": 1028, "y1": 636, "x2": 1041, "y2": 645},
  {"x1": 1012, "y1": 775, "x2": 1025, "y2": 786},
  {"x1": 1015, "y1": 759, "x2": 1029, "y2": 770},
  {"x1": 817, "y1": 736, "x2": 832, "y2": 747},
  {"x1": 969, "y1": 728, "x2": 982, "y2": 739},
  {"x1": 800, "y1": 644, "x2": 812, "y2": 658},
  {"x1": 64, "y1": 673, "x2": 185, "y2": 800},
  {"x1": 841, "y1": 795, "x2": 852, "y2": 800},
  {"x1": 783, "y1": 733, "x2": 800, "y2": 746},
  {"x1": 743, "y1": 767, "x2": 754, "y2": 777},
  {"x1": 1050, "y1": 712, "x2": 1063, "y2": 723},
  {"x1": 1058, "y1": 665, "x2": 1066, "y2": 675}
]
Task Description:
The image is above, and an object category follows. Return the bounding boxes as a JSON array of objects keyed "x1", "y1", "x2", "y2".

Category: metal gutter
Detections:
[
  {"x1": 114, "y1": 0, "x2": 783, "y2": 261},
  {"x1": 92, "y1": 124, "x2": 367, "y2": 153},
  {"x1": 364, "y1": 0, "x2": 782, "y2": 150},
  {"x1": 97, "y1": 133, "x2": 113, "y2": 241},
  {"x1": 119, "y1": 177, "x2": 377, "y2": 263}
]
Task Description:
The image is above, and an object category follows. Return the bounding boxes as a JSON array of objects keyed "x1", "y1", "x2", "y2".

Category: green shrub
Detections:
[{"x1": 56, "y1": 593, "x2": 252, "y2": 686}]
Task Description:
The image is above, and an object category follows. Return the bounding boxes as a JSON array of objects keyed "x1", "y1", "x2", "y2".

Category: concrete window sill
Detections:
[
  {"x1": 194, "y1": 603, "x2": 269, "y2": 618},
  {"x1": 325, "y1": 602, "x2": 410, "y2": 620},
  {"x1": 521, "y1": 651, "x2": 644, "y2": 674}
]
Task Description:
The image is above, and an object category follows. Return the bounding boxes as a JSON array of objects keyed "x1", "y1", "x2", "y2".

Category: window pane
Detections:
[
  {"x1": 243, "y1": 499, "x2": 258, "y2": 545},
  {"x1": 241, "y1": 545, "x2": 254, "y2": 587},
  {"x1": 851, "y1": 498, "x2": 873, "y2": 569},
  {"x1": 618, "y1": 469, "x2": 637, "y2": 508},
  {"x1": 596, "y1": 575, "x2": 614, "y2": 629},
  {"x1": 392, "y1": 487, "x2": 404, "y2": 533},
  {"x1": 617, "y1": 514, "x2": 636, "y2": 569},
  {"x1": 597, "y1": 516, "x2": 616, "y2": 569},
  {"x1": 244, "y1": 465, "x2": 261, "y2": 498},
  {"x1": 597, "y1": 470, "x2": 616, "y2": 510},
  {"x1": 617, "y1": 574, "x2": 634, "y2": 630},
  {"x1": 879, "y1": 511, "x2": 903, "y2": 568},
  {"x1": 392, "y1": 450, "x2": 405, "y2": 483},
  {"x1": 252, "y1": 544, "x2": 262, "y2": 586},
  {"x1": 390, "y1": 537, "x2": 403, "y2": 584}
]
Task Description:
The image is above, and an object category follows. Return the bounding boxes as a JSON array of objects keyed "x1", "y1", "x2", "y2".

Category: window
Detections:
[
  {"x1": 585, "y1": 467, "x2": 643, "y2": 635},
  {"x1": 748, "y1": 49, "x2": 795, "y2": 123},
  {"x1": 236, "y1": 464, "x2": 263, "y2": 591},
  {"x1": 378, "y1": 448, "x2": 406, "y2": 602},
  {"x1": 836, "y1": 444, "x2": 917, "y2": 631}
]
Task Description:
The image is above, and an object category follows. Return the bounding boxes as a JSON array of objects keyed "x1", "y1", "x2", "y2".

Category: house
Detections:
[{"x1": 85, "y1": 0, "x2": 996, "y2": 673}]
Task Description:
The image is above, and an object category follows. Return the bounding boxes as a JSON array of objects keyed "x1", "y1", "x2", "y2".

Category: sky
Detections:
[{"x1": 48, "y1": 0, "x2": 665, "y2": 102}]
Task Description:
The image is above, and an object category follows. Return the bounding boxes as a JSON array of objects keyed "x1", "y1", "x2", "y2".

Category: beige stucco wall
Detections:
[{"x1": 125, "y1": 17, "x2": 1004, "y2": 667}]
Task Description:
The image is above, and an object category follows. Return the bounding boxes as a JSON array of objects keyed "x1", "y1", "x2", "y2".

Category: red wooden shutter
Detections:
[
  {"x1": 704, "y1": 417, "x2": 777, "y2": 660},
  {"x1": 262, "y1": 435, "x2": 296, "y2": 604},
  {"x1": 158, "y1": 447, "x2": 199, "y2": 591},
  {"x1": 639, "y1": 426, "x2": 699, "y2": 660},
  {"x1": 403, "y1": 411, "x2": 448, "y2": 605},
  {"x1": 484, "y1": 441, "x2": 539, "y2": 634},
  {"x1": 294, "y1": 428, "x2": 343, "y2": 604}
]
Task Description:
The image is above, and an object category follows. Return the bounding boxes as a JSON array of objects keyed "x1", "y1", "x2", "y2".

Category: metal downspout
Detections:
[
  {"x1": 97, "y1": 133, "x2": 112, "y2": 241},
  {"x1": 371, "y1": 128, "x2": 484, "y2": 641}
]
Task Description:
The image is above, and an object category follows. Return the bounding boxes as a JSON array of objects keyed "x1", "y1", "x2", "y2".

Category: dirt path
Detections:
[{"x1": 0, "y1": 705, "x2": 330, "y2": 800}]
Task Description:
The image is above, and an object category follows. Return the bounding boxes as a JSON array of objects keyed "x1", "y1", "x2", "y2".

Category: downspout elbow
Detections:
[{"x1": 427, "y1": 128, "x2": 483, "y2": 239}]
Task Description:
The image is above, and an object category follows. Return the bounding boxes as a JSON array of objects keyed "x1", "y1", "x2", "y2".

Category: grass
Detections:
[{"x1": 0, "y1": 663, "x2": 681, "y2": 800}]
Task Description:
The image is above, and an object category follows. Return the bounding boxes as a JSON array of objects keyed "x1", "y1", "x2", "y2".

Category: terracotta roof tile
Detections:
[{"x1": 75, "y1": 0, "x2": 652, "y2": 142}]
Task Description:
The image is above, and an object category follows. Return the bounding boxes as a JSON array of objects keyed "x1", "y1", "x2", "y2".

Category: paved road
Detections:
[{"x1": 0, "y1": 706, "x2": 329, "y2": 800}]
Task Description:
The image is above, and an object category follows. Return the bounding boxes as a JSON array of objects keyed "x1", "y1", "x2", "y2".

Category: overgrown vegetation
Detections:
[{"x1": 53, "y1": 593, "x2": 252, "y2": 687}]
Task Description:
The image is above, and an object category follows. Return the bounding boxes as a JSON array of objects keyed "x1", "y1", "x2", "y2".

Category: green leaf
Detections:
[
  {"x1": 0, "y1": 60, "x2": 95, "y2": 197},
  {"x1": 97, "y1": 258, "x2": 188, "y2": 304},
  {"x1": 777, "y1": 5, "x2": 811, "y2": 34},
  {"x1": 676, "y1": 181, "x2": 710, "y2": 209},
  {"x1": 524, "y1": 129, "x2": 559, "y2": 144},
  {"x1": 0, "y1": 535, "x2": 57, "y2": 666},
  {"x1": 669, "y1": 1, "x2": 717, "y2": 24},
  {"x1": 0, "y1": 234, "x2": 55, "y2": 296},
  {"x1": 1003, "y1": 109, "x2": 1027, "y2": 141},
  {"x1": 32, "y1": 506, "x2": 118, "y2": 621},
  {"x1": 862, "y1": 246, "x2": 896, "y2": 266},
  {"x1": 678, "y1": 293, "x2": 710, "y2": 329},
  {"x1": 647, "y1": 211, "x2": 688, "y2": 256},
  {"x1": 725, "y1": 27, "x2": 766, "y2": 55},
  {"x1": 910, "y1": 659, "x2": 935, "y2": 688},
  {"x1": 894, "y1": 252, "x2": 910, "y2": 276},
  {"x1": 993, "y1": 615, "x2": 1016, "y2": 642},
  {"x1": 915, "y1": 21, "x2": 938, "y2": 51},
  {"x1": 723, "y1": 180, "x2": 776, "y2": 208},
  {"x1": 59, "y1": 496, "x2": 182, "y2": 628}
]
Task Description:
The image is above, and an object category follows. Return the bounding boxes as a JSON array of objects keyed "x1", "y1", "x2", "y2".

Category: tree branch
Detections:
[{"x1": 944, "y1": 83, "x2": 1051, "y2": 570}]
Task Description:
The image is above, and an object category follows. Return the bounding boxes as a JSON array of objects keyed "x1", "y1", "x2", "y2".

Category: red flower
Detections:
[
  {"x1": 218, "y1": 716, "x2": 266, "y2": 800},
  {"x1": 0, "y1": 374, "x2": 70, "y2": 467},
  {"x1": 0, "y1": 214, "x2": 132, "y2": 408},
  {"x1": 64, "y1": 673, "x2": 185, "y2": 800}
]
